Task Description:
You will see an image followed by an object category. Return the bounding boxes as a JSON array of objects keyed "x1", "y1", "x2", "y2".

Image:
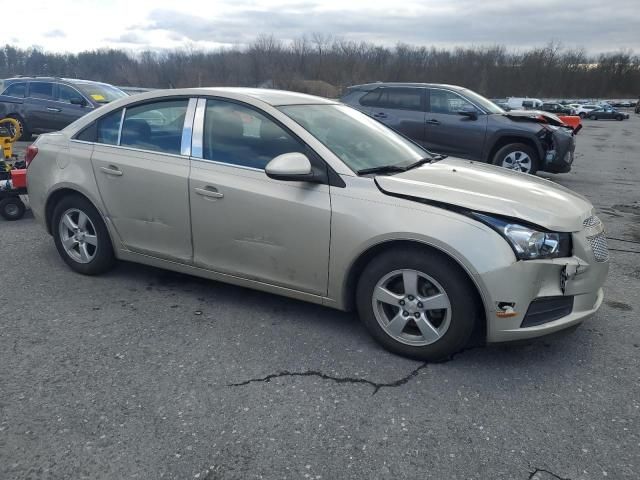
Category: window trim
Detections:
[{"x1": 427, "y1": 87, "x2": 486, "y2": 115}]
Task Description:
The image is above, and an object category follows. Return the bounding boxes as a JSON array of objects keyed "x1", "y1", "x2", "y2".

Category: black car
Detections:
[
  {"x1": 539, "y1": 102, "x2": 575, "y2": 115},
  {"x1": 0, "y1": 77, "x2": 127, "y2": 140},
  {"x1": 340, "y1": 83, "x2": 577, "y2": 174},
  {"x1": 586, "y1": 106, "x2": 629, "y2": 121}
]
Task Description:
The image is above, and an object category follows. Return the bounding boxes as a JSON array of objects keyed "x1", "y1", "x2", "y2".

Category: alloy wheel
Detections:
[
  {"x1": 58, "y1": 208, "x2": 98, "y2": 263},
  {"x1": 501, "y1": 151, "x2": 532, "y2": 173},
  {"x1": 372, "y1": 269, "x2": 452, "y2": 346}
]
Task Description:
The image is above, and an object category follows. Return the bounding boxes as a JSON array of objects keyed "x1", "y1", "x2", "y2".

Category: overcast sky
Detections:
[{"x1": 6, "y1": 0, "x2": 639, "y2": 54}]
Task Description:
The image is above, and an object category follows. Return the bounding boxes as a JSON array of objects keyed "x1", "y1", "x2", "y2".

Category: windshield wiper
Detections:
[
  {"x1": 358, "y1": 154, "x2": 447, "y2": 176},
  {"x1": 357, "y1": 164, "x2": 407, "y2": 175},
  {"x1": 402, "y1": 154, "x2": 447, "y2": 171}
]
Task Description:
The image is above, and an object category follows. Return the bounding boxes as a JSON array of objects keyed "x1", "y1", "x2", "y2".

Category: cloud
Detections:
[
  {"x1": 43, "y1": 29, "x2": 66, "y2": 38},
  {"x1": 133, "y1": 0, "x2": 640, "y2": 53},
  {"x1": 107, "y1": 32, "x2": 149, "y2": 45}
]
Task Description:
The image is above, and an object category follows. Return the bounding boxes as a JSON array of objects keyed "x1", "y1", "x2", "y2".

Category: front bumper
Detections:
[
  {"x1": 481, "y1": 216, "x2": 609, "y2": 343},
  {"x1": 542, "y1": 129, "x2": 575, "y2": 173}
]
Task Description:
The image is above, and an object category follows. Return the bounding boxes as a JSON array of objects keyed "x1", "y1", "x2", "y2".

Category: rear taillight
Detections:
[{"x1": 25, "y1": 145, "x2": 38, "y2": 168}]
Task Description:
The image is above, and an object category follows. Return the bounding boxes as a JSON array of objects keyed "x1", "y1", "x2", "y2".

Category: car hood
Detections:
[{"x1": 375, "y1": 158, "x2": 593, "y2": 232}]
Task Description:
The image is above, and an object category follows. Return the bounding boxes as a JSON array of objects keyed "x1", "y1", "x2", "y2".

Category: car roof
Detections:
[
  {"x1": 347, "y1": 82, "x2": 466, "y2": 91},
  {"x1": 2, "y1": 76, "x2": 111, "y2": 87},
  {"x1": 119, "y1": 87, "x2": 338, "y2": 107}
]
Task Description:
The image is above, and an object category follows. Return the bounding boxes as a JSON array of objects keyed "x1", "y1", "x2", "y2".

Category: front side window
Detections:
[
  {"x1": 58, "y1": 84, "x2": 85, "y2": 104},
  {"x1": 96, "y1": 109, "x2": 122, "y2": 145},
  {"x1": 29, "y1": 82, "x2": 55, "y2": 100},
  {"x1": 203, "y1": 100, "x2": 305, "y2": 169},
  {"x1": 430, "y1": 90, "x2": 476, "y2": 114},
  {"x1": 120, "y1": 100, "x2": 188, "y2": 155},
  {"x1": 3, "y1": 82, "x2": 26, "y2": 98},
  {"x1": 280, "y1": 104, "x2": 426, "y2": 173}
]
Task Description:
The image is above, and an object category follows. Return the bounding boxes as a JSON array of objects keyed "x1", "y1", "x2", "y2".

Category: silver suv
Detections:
[{"x1": 26, "y1": 88, "x2": 608, "y2": 360}]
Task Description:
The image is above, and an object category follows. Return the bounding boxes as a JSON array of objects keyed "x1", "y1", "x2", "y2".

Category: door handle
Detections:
[
  {"x1": 373, "y1": 112, "x2": 388, "y2": 119},
  {"x1": 426, "y1": 119, "x2": 440, "y2": 125},
  {"x1": 195, "y1": 186, "x2": 224, "y2": 199},
  {"x1": 99, "y1": 165, "x2": 123, "y2": 176},
  {"x1": 46, "y1": 107, "x2": 62, "y2": 112}
]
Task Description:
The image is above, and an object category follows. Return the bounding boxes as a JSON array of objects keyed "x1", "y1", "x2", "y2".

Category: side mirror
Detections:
[
  {"x1": 458, "y1": 108, "x2": 478, "y2": 120},
  {"x1": 70, "y1": 97, "x2": 87, "y2": 106},
  {"x1": 265, "y1": 152, "x2": 314, "y2": 182}
]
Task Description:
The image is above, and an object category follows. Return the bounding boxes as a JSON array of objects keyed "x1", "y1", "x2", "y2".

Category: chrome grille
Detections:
[
  {"x1": 583, "y1": 215, "x2": 600, "y2": 228},
  {"x1": 588, "y1": 231, "x2": 609, "y2": 262}
]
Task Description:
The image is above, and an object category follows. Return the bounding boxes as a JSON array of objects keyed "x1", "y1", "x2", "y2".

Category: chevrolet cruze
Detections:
[{"x1": 26, "y1": 88, "x2": 609, "y2": 360}]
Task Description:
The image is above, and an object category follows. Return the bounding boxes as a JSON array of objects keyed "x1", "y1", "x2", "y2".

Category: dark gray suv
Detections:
[
  {"x1": 0, "y1": 77, "x2": 127, "y2": 140},
  {"x1": 341, "y1": 83, "x2": 576, "y2": 174}
]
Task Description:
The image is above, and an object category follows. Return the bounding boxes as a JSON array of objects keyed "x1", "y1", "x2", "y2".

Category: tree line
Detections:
[{"x1": 1, "y1": 37, "x2": 639, "y2": 98}]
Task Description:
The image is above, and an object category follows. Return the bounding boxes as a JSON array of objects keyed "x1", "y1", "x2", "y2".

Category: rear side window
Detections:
[
  {"x1": 430, "y1": 90, "x2": 476, "y2": 114},
  {"x1": 3, "y1": 82, "x2": 26, "y2": 98},
  {"x1": 203, "y1": 99, "x2": 305, "y2": 169},
  {"x1": 97, "y1": 109, "x2": 123, "y2": 145},
  {"x1": 29, "y1": 82, "x2": 55, "y2": 100},
  {"x1": 120, "y1": 99, "x2": 188, "y2": 155},
  {"x1": 378, "y1": 88, "x2": 423, "y2": 110},
  {"x1": 359, "y1": 89, "x2": 381, "y2": 107}
]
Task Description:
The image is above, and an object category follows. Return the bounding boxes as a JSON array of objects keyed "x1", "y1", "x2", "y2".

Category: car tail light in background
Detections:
[{"x1": 25, "y1": 145, "x2": 38, "y2": 168}]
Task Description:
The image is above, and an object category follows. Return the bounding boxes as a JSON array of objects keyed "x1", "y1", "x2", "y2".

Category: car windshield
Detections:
[
  {"x1": 75, "y1": 83, "x2": 127, "y2": 103},
  {"x1": 279, "y1": 104, "x2": 429, "y2": 173},
  {"x1": 460, "y1": 88, "x2": 504, "y2": 114}
]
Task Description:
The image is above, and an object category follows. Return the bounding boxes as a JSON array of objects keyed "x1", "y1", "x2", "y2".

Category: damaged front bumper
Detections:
[
  {"x1": 480, "y1": 215, "x2": 609, "y2": 343},
  {"x1": 539, "y1": 127, "x2": 576, "y2": 174}
]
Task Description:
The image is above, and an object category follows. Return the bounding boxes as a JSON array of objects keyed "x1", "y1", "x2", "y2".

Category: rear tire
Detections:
[
  {"x1": 492, "y1": 143, "x2": 538, "y2": 174},
  {"x1": 52, "y1": 194, "x2": 115, "y2": 275},
  {"x1": 356, "y1": 248, "x2": 479, "y2": 361},
  {"x1": 0, "y1": 196, "x2": 26, "y2": 220}
]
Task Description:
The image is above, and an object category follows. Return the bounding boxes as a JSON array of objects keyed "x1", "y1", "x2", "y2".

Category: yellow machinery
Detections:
[{"x1": 0, "y1": 117, "x2": 21, "y2": 165}]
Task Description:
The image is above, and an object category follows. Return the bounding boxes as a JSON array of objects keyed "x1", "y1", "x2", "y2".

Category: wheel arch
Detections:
[
  {"x1": 486, "y1": 135, "x2": 542, "y2": 165},
  {"x1": 342, "y1": 239, "x2": 487, "y2": 340},
  {"x1": 45, "y1": 187, "x2": 108, "y2": 236}
]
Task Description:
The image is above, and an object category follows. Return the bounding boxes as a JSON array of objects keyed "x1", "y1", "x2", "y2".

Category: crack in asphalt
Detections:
[
  {"x1": 228, "y1": 362, "x2": 428, "y2": 395},
  {"x1": 528, "y1": 467, "x2": 571, "y2": 480}
]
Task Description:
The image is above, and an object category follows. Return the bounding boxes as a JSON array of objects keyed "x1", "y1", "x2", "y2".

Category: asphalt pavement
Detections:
[{"x1": 1, "y1": 114, "x2": 639, "y2": 479}]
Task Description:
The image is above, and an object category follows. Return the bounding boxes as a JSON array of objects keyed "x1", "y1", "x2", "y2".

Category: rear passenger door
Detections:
[
  {"x1": 424, "y1": 88, "x2": 488, "y2": 159},
  {"x1": 364, "y1": 87, "x2": 427, "y2": 145},
  {"x1": 24, "y1": 81, "x2": 58, "y2": 132},
  {"x1": 89, "y1": 98, "x2": 195, "y2": 262}
]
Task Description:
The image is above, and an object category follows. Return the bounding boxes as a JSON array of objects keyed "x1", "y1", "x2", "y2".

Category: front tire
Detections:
[
  {"x1": 616, "y1": 115, "x2": 624, "y2": 121},
  {"x1": 492, "y1": 143, "x2": 539, "y2": 174},
  {"x1": 589, "y1": 115, "x2": 597, "y2": 120},
  {"x1": 356, "y1": 248, "x2": 479, "y2": 361},
  {"x1": 52, "y1": 195, "x2": 115, "y2": 275}
]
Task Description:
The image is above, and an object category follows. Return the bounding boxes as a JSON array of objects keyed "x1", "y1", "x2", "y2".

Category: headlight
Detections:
[{"x1": 472, "y1": 213, "x2": 571, "y2": 260}]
